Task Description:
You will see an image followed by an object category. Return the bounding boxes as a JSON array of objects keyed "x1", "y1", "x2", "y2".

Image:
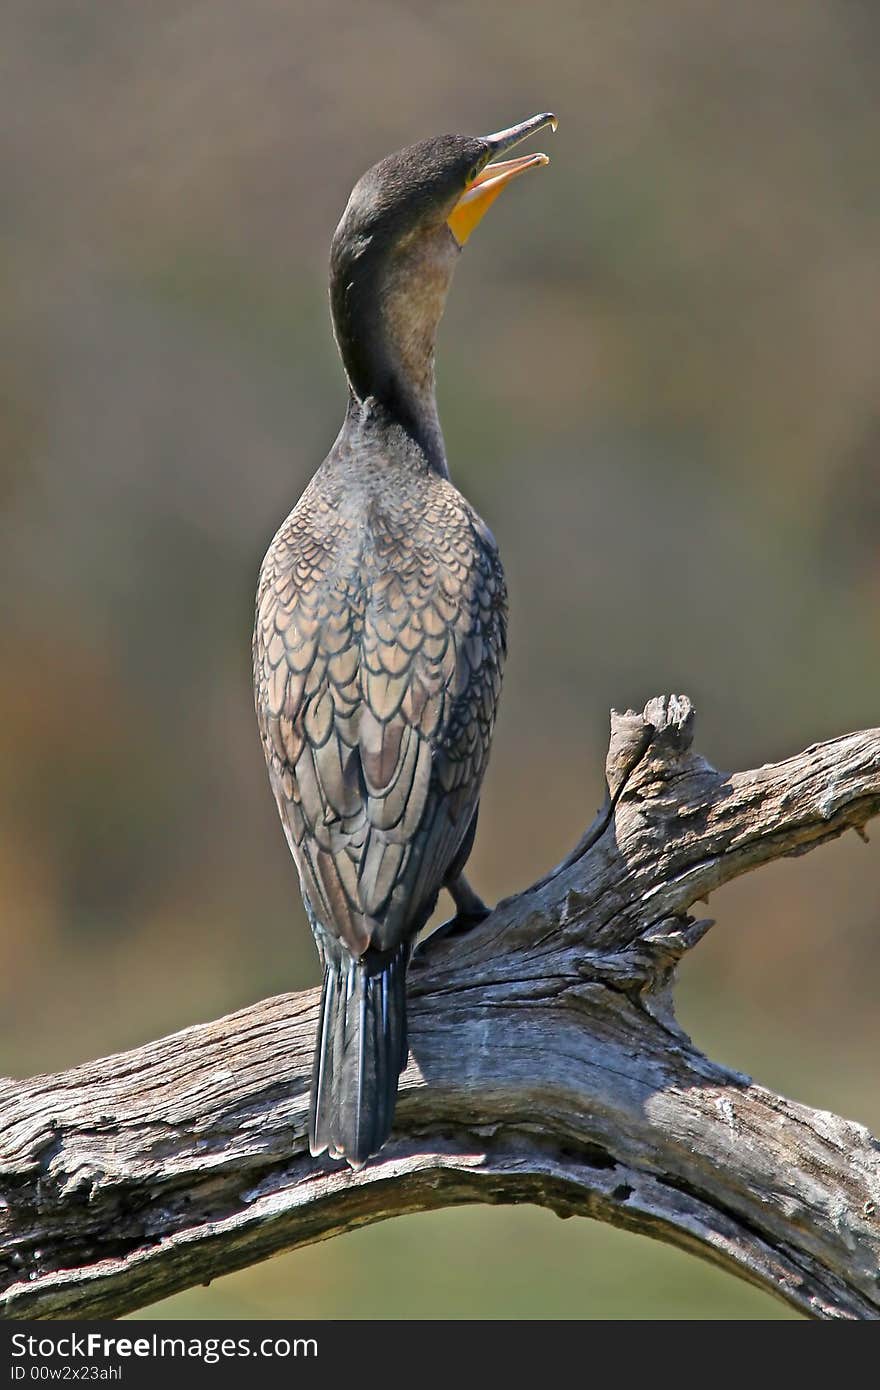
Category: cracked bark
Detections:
[{"x1": 2, "y1": 695, "x2": 879, "y2": 1321}]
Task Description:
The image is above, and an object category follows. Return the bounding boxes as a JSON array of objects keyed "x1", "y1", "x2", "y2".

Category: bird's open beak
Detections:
[{"x1": 447, "y1": 112, "x2": 557, "y2": 247}]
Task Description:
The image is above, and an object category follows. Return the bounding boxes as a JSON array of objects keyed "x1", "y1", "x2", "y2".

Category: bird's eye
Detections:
[{"x1": 467, "y1": 163, "x2": 481, "y2": 184}]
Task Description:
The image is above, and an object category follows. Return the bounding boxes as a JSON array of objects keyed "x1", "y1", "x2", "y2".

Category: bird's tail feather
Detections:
[{"x1": 309, "y1": 938, "x2": 410, "y2": 1167}]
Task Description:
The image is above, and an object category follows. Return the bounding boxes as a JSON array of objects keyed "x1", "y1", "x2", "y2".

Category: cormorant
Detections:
[{"x1": 254, "y1": 113, "x2": 556, "y2": 1166}]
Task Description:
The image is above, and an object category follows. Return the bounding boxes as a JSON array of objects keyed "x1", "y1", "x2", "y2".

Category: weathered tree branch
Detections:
[{"x1": 2, "y1": 696, "x2": 879, "y2": 1321}]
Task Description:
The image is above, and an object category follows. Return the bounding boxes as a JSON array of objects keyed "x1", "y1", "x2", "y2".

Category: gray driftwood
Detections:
[{"x1": 2, "y1": 696, "x2": 879, "y2": 1321}]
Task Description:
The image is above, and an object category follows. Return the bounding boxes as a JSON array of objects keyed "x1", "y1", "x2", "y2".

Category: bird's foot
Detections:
[{"x1": 414, "y1": 903, "x2": 490, "y2": 961}]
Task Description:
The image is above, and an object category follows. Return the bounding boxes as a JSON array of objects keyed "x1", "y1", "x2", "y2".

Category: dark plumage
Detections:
[{"x1": 254, "y1": 114, "x2": 555, "y2": 1166}]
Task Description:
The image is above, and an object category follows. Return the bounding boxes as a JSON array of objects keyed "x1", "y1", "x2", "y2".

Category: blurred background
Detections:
[{"x1": 2, "y1": 0, "x2": 878, "y2": 1320}]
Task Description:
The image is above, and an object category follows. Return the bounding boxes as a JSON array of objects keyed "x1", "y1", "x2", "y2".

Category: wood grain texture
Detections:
[{"x1": 2, "y1": 696, "x2": 879, "y2": 1320}]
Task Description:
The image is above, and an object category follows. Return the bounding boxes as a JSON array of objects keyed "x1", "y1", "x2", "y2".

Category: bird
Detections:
[{"x1": 254, "y1": 112, "x2": 556, "y2": 1167}]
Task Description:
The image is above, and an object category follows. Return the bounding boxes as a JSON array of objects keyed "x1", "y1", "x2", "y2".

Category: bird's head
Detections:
[
  {"x1": 331, "y1": 112, "x2": 557, "y2": 263},
  {"x1": 329, "y1": 113, "x2": 556, "y2": 470}
]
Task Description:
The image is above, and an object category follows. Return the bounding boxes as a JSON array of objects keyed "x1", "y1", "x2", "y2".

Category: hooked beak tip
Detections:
[{"x1": 483, "y1": 112, "x2": 559, "y2": 156}]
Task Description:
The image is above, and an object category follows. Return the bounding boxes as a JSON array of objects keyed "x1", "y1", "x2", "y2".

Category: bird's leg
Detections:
[
  {"x1": 447, "y1": 873, "x2": 490, "y2": 922},
  {"x1": 417, "y1": 874, "x2": 490, "y2": 958}
]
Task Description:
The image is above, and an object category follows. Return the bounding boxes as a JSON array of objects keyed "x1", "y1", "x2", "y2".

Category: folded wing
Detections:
[{"x1": 254, "y1": 479, "x2": 506, "y2": 957}]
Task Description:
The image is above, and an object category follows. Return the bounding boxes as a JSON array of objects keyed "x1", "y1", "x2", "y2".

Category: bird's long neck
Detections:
[{"x1": 330, "y1": 228, "x2": 460, "y2": 476}]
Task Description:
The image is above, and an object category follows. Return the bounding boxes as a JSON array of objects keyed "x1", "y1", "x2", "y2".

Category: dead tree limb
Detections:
[{"x1": 2, "y1": 696, "x2": 879, "y2": 1321}]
